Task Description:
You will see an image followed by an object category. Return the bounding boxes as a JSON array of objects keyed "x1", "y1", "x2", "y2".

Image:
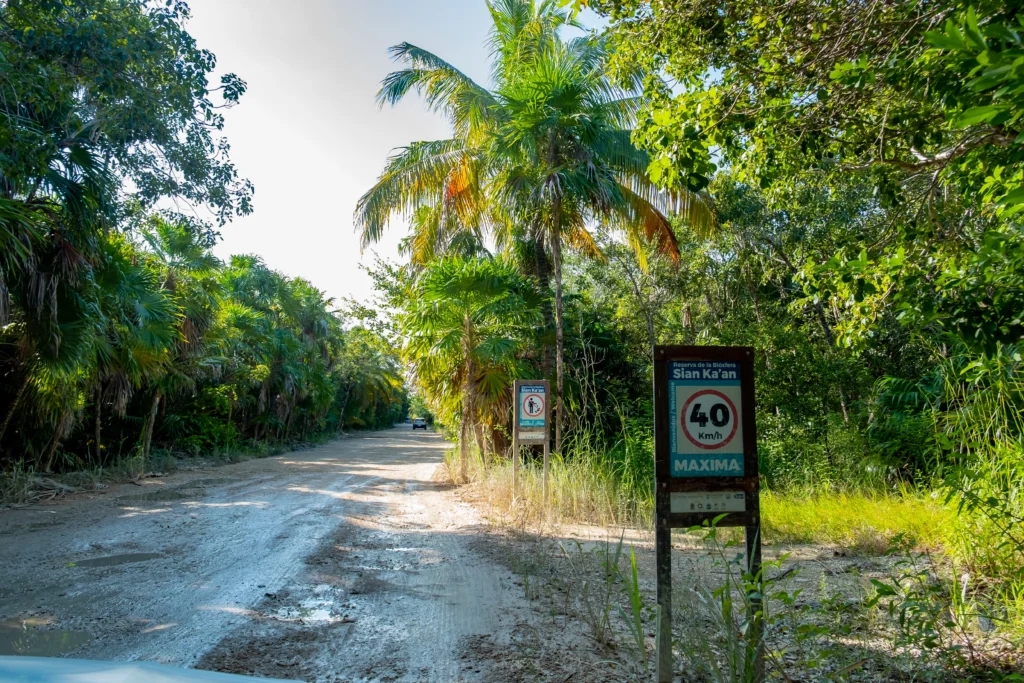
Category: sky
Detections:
[
  {"x1": 185, "y1": 1, "x2": 602, "y2": 306},
  {"x1": 183, "y1": 0, "x2": 496, "y2": 305}
]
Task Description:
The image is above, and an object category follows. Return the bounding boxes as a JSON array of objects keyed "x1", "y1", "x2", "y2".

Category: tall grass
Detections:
[
  {"x1": 760, "y1": 489, "x2": 953, "y2": 553},
  {"x1": 449, "y1": 441, "x2": 653, "y2": 527}
]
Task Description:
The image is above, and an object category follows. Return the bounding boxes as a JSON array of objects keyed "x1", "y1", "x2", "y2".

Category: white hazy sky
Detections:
[
  {"x1": 184, "y1": 0, "x2": 494, "y2": 305},
  {"x1": 185, "y1": 1, "x2": 600, "y2": 305}
]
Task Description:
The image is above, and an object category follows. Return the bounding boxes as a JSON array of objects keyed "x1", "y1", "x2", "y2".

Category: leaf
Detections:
[
  {"x1": 955, "y1": 105, "x2": 1006, "y2": 126},
  {"x1": 997, "y1": 186, "x2": 1024, "y2": 207},
  {"x1": 925, "y1": 29, "x2": 966, "y2": 51},
  {"x1": 963, "y1": 7, "x2": 987, "y2": 50}
]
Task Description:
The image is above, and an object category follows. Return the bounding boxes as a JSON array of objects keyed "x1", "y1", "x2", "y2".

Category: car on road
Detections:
[{"x1": 412, "y1": 418, "x2": 427, "y2": 430}]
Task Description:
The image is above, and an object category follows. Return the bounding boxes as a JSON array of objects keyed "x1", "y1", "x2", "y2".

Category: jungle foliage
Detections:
[
  {"x1": 0, "y1": 0, "x2": 404, "y2": 478},
  {"x1": 364, "y1": 0, "x2": 1024, "y2": 660}
]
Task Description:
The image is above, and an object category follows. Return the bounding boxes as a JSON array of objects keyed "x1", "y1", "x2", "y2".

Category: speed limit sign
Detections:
[
  {"x1": 668, "y1": 360, "x2": 745, "y2": 476},
  {"x1": 652, "y1": 346, "x2": 762, "y2": 683},
  {"x1": 682, "y1": 389, "x2": 738, "y2": 450}
]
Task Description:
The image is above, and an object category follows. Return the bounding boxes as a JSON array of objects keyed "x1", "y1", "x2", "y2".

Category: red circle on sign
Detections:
[
  {"x1": 523, "y1": 394, "x2": 545, "y2": 417},
  {"x1": 681, "y1": 389, "x2": 738, "y2": 450}
]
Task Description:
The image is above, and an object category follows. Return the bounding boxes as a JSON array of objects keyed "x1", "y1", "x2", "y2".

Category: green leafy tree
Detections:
[
  {"x1": 356, "y1": 0, "x2": 714, "y2": 451},
  {"x1": 602, "y1": 0, "x2": 1024, "y2": 352}
]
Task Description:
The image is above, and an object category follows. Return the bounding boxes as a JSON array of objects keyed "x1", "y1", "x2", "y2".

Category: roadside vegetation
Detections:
[
  {"x1": 0, "y1": 0, "x2": 405, "y2": 501},
  {"x1": 3, "y1": 0, "x2": 1023, "y2": 679},
  {"x1": 360, "y1": 0, "x2": 1024, "y2": 678}
]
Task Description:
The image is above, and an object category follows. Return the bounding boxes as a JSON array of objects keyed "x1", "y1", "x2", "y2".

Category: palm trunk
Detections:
[
  {"x1": 0, "y1": 374, "x2": 30, "y2": 445},
  {"x1": 460, "y1": 317, "x2": 473, "y2": 483},
  {"x1": 142, "y1": 390, "x2": 162, "y2": 461},
  {"x1": 534, "y1": 237, "x2": 555, "y2": 377},
  {"x1": 547, "y1": 128, "x2": 565, "y2": 455},
  {"x1": 474, "y1": 421, "x2": 486, "y2": 469},
  {"x1": 551, "y1": 208, "x2": 565, "y2": 455},
  {"x1": 94, "y1": 383, "x2": 103, "y2": 465},
  {"x1": 460, "y1": 381, "x2": 471, "y2": 483}
]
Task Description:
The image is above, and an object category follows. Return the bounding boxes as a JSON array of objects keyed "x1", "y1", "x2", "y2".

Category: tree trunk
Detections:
[
  {"x1": 551, "y1": 207, "x2": 565, "y2": 455},
  {"x1": 0, "y1": 374, "x2": 30, "y2": 445},
  {"x1": 142, "y1": 390, "x2": 162, "y2": 461},
  {"x1": 284, "y1": 406, "x2": 294, "y2": 441},
  {"x1": 94, "y1": 383, "x2": 103, "y2": 465},
  {"x1": 460, "y1": 317, "x2": 474, "y2": 483},
  {"x1": 534, "y1": 237, "x2": 556, "y2": 377},
  {"x1": 336, "y1": 387, "x2": 350, "y2": 435},
  {"x1": 474, "y1": 421, "x2": 486, "y2": 468},
  {"x1": 41, "y1": 430, "x2": 61, "y2": 473},
  {"x1": 644, "y1": 307, "x2": 656, "y2": 354}
]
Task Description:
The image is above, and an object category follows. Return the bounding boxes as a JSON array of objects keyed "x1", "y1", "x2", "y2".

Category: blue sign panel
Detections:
[
  {"x1": 518, "y1": 385, "x2": 547, "y2": 429},
  {"x1": 668, "y1": 361, "x2": 744, "y2": 477}
]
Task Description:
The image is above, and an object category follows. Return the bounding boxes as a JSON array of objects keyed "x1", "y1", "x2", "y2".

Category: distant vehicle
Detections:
[
  {"x1": 404, "y1": 416, "x2": 412, "y2": 424},
  {"x1": 412, "y1": 418, "x2": 427, "y2": 430}
]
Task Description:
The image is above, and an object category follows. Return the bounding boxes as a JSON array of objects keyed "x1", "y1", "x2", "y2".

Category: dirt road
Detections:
[{"x1": 0, "y1": 429, "x2": 541, "y2": 681}]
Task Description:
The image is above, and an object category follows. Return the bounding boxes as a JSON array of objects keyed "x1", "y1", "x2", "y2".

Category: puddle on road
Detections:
[
  {"x1": 117, "y1": 489, "x2": 193, "y2": 503},
  {"x1": 74, "y1": 553, "x2": 163, "y2": 568},
  {"x1": 275, "y1": 602, "x2": 337, "y2": 624},
  {"x1": 273, "y1": 586, "x2": 348, "y2": 624},
  {"x1": 0, "y1": 618, "x2": 90, "y2": 657}
]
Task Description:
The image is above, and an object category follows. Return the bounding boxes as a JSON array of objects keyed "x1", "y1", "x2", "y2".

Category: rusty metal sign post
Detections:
[
  {"x1": 512, "y1": 380, "x2": 550, "y2": 504},
  {"x1": 653, "y1": 346, "x2": 763, "y2": 682}
]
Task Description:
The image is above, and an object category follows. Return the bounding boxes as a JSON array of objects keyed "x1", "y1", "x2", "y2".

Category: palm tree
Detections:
[
  {"x1": 403, "y1": 257, "x2": 541, "y2": 480},
  {"x1": 135, "y1": 217, "x2": 228, "y2": 460},
  {"x1": 355, "y1": 0, "x2": 715, "y2": 452}
]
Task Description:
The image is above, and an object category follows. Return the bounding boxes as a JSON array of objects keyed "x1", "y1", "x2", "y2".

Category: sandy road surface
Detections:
[{"x1": 0, "y1": 428, "x2": 527, "y2": 681}]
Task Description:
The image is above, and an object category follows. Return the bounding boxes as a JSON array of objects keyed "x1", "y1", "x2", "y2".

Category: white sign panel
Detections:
[{"x1": 670, "y1": 491, "x2": 746, "y2": 513}]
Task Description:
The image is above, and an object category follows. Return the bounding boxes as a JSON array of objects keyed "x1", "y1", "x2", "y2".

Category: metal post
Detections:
[
  {"x1": 745, "y1": 497, "x2": 764, "y2": 682},
  {"x1": 542, "y1": 441, "x2": 549, "y2": 506},
  {"x1": 655, "y1": 489, "x2": 673, "y2": 682},
  {"x1": 512, "y1": 432, "x2": 519, "y2": 505}
]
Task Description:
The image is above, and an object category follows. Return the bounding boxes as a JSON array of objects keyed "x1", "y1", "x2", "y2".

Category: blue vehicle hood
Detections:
[{"x1": 0, "y1": 657, "x2": 291, "y2": 682}]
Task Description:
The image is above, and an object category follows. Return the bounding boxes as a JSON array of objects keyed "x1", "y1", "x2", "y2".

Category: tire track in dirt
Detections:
[{"x1": 0, "y1": 429, "x2": 441, "y2": 668}]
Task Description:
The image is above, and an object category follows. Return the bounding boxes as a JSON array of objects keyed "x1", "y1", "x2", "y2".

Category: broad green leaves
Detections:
[{"x1": 604, "y1": 1, "x2": 1024, "y2": 354}]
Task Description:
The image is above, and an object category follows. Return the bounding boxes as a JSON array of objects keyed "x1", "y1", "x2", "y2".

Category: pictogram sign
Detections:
[
  {"x1": 520, "y1": 389, "x2": 546, "y2": 424},
  {"x1": 512, "y1": 379, "x2": 551, "y2": 503}
]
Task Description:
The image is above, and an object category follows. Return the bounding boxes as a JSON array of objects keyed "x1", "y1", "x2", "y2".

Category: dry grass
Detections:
[
  {"x1": 446, "y1": 447, "x2": 651, "y2": 528},
  {"x1": 449, "y1": 447, "x2": 960, "y2": 557}
]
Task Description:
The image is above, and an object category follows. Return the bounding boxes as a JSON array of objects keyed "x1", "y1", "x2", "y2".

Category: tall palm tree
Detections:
[{"x1": 355, "y1": 0, "x2": 715, "y2": 452}]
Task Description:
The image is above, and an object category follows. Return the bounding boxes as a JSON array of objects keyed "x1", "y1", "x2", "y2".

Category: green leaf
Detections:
[
  {"x1": 955, "y1": 105, "x2": 1005, "y2": 126},
  {"x1": 997, "y1": 186, "x2": 1024, "y2": 206},
  {"x1": 925, "y1": 29, "x2": 966, "y2": 51},
  {"x1": 963, "y1": 7, "x2": 987, "y2": 50}
]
